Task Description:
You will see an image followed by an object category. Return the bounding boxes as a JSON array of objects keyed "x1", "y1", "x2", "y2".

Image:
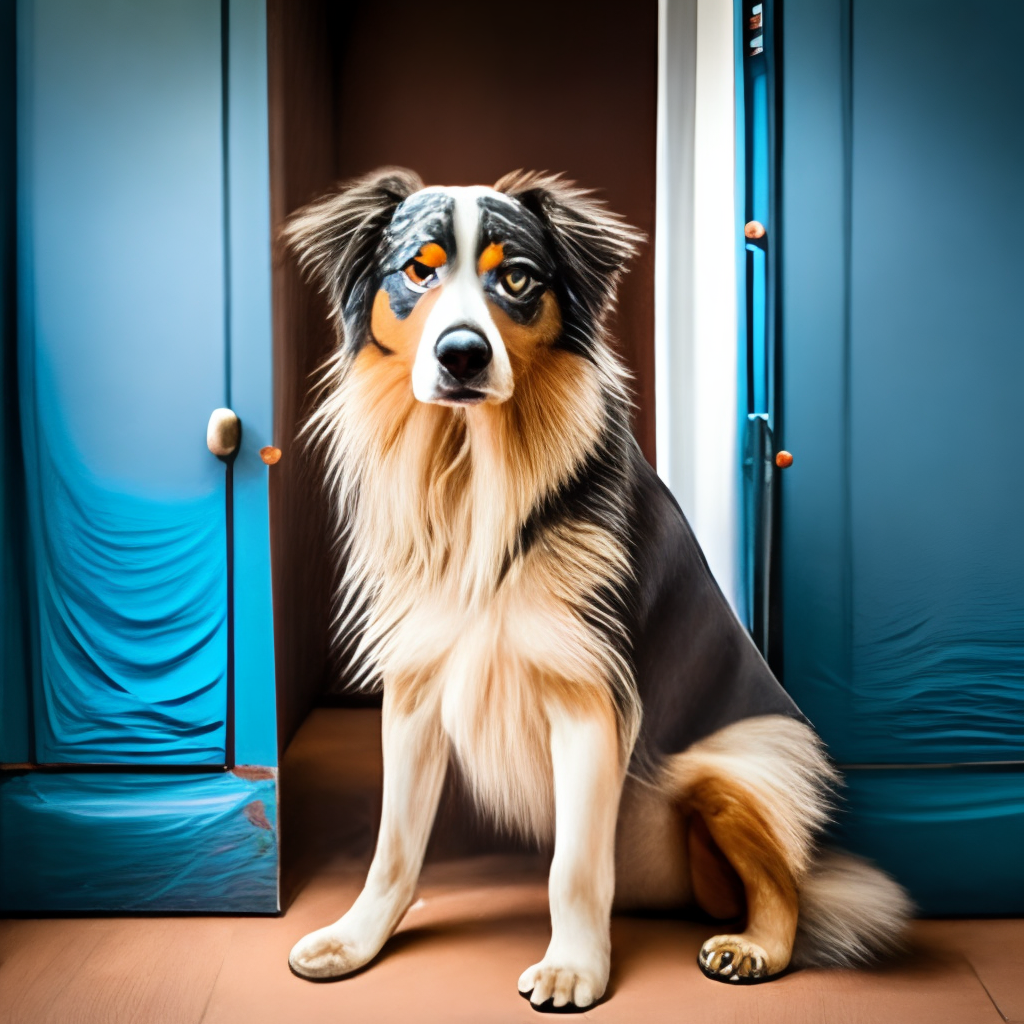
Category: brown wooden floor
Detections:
[{"x1": 1, "y1": 709, "x2": 1022, "y2": 1024}]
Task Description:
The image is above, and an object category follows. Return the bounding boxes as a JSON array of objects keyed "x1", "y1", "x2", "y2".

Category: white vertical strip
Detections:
[
  {"x1": 692, "y1": 0, "x2": 739, "y2": 612},
  {"x1": 656, "y1": 0, "x2": 739, "y2": 612},
  {"x1": 654, "y1": 0, "x2": 697, "y2": 509}
]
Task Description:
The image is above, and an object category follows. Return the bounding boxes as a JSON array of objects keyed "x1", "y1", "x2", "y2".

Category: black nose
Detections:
[{"x1": 434, "y1": 328, "x2": 492, "y2": 382}]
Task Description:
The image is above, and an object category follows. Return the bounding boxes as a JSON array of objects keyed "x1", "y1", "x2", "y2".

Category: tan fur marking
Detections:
[
  {"x1": 688, "y1": 777, "x2": 796, "y2": 896},
  {"x1": 687, "y1": 774, "x2": 800, "y2": 972},
  {"x1": 477, "y1": 241, "x2": 504, "y2": 274},
  {"x1": 370, "y1": 286, "x2": 441, "y2": 360},
  {"x1": 488, "y1": 292, "x2": 563, "y2": 368},
  {"x1": 417, "y1": 242, "x2": 448, "y2": 268}
]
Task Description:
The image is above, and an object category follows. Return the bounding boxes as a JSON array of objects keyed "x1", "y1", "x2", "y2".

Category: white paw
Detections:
[
  {"x1": 698, "y1": 934, "x2": 774, "y2": 983},
  {"x1": 518, "y1": 959, "x2": 607, "y2": 1011},
  {"x1": 288, "y1": 925, "x2": 372, "y2": 980}
]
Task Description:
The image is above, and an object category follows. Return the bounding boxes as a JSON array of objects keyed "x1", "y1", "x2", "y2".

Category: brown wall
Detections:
[{"x1": 269, "y1": 0, "x2": 659, "y2": 753}]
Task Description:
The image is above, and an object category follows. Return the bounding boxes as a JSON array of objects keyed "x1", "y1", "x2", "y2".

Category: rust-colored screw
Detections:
[
  {"x1": 744, "y1": 220, "x2": 766, "y2": 240},
  {"x1": 260, "y1": 446, "x2": 282, "y2": 466},
  {"x1": 775, "y1": 451, "x2": 793, "y2": 469}
]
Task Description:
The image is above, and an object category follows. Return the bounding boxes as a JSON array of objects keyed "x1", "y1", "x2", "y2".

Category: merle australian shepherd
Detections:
[{"x1": 283, "y1": 168, "x2": 911, "y2": 1010}]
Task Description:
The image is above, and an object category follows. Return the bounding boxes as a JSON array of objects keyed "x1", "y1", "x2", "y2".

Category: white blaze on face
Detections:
[{"x1": 410, "y1": 186, "x2": 514, "y2": 405}]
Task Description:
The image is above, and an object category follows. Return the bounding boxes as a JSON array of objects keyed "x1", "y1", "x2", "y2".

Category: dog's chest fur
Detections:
[{"x1": 380, "y1": 536, "x2": 618, "y2": 842}]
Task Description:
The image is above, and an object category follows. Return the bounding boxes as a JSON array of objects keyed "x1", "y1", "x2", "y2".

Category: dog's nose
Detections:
[{"x1": 434, "y1": 328, "x2": 492, "y2": 382}]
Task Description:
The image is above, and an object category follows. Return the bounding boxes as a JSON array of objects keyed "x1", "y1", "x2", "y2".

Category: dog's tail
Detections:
[{"x1": 792, "y1": 849, "x2": 913, "y2": 968}]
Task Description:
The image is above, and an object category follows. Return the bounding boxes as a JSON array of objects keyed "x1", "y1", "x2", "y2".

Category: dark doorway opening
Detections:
[{"x1": 267, "y1": 0, "x2": 658, "y2": 904}]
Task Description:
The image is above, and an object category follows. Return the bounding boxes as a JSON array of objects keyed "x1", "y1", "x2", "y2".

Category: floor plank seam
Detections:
[
  {"x1": 196, "y1": 927, "x2": 233, "y2": 1024},
  {"x1": 963, "y1": 955, "x2": 1010, "y2": 1023}
]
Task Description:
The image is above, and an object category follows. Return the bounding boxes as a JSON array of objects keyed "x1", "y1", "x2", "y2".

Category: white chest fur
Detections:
[{"x1": 383, "y1": 576, "x2": 561, "y2": 842}]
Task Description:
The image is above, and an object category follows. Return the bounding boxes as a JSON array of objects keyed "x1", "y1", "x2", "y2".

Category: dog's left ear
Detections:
[
  {"x1": 283, "y1": 166, "x2": 424, "y2": 350},
  {"x1": 494, "y1": 170, "x2": 646, "y2": 353}
]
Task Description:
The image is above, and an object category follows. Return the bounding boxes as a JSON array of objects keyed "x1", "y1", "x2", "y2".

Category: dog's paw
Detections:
[
  {"x1": 698, "y1": 934, "x2": 775, "y2": 984},
  {"x1": 288, "y1": 926, "x2": 369, "y2": 981},
  {"x1": 518, "y1": 960, "x2": 606, "y2": 1013}
]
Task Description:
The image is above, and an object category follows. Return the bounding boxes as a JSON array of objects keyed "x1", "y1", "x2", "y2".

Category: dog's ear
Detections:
[
  {"x1": 494, "y1": 170, "x2": 645, "y2": 353},
  {"x1": 283, "y1": 167, "x2": 423, "y2": 349}
]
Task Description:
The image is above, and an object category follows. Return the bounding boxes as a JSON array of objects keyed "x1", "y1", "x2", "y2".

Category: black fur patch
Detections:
[
  {"x1": 477, "y1": 196, "x2": 556, "y2": 326},
  {"x1": 377, "y1": 191, "x2": 457, "y2": 321}
]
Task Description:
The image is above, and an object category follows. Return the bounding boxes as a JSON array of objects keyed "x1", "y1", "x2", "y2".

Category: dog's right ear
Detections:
[{"x1": 282, "y1": 167, "x2": 423, "y2": 349}]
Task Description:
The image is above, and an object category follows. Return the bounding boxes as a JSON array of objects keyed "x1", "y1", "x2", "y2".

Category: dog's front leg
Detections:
[
  {"x1": 519, "y1": 702, "x2": 623, "y2": 1011},
  {"x1": 289, "y1": 691, "x2": 448, "y2": 980}
]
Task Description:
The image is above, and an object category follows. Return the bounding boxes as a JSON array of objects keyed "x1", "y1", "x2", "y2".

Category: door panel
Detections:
[
  {"x1": 18, "y1": 0, "x2": 229, "y2": 763},
  {"x1": 778, "y1": 0, "x2": 1024, "y2": 911},
  {"x1": 781, "y1": 0, "x2": 1023, "y2": 766},
  {"x1": 846, "y1": 0, "x2": 1023, "y2": 763},
  {"x1": 1, "y1": 0, "x2": 279, "y2": 912}
]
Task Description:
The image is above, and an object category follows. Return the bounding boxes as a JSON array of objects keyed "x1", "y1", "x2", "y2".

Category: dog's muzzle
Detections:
[{"x1": 433, "y1": 327, "x2": 492, "y2": 401}]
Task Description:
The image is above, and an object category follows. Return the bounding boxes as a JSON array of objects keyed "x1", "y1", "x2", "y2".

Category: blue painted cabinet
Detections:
[
  {"x1": 0, "y1": 0, "x2": 278, "y2": 911},
  {"x1": 771, "y1": 0, "x2": 1024, "y2": 912}
]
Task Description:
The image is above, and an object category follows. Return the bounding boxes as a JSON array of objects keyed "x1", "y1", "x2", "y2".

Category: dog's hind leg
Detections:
[
  {"x1": 289, "y1": 687, "x2": 448, "y2": 980},
  {"x1": 686, "y1": 775, "x2": 800, "y2": 982},
  {"x1": 664, "y1": 716, "x2": 836, "y2": 984},
  {"x1": 518, "y1": 698, "x2": 623, "y2": 1012}
]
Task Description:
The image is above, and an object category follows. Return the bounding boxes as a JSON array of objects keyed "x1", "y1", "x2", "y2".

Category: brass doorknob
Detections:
[
  {"x1": 207, "y1": 408, "x2": 240, "y2": 457},
  {"x1": 775, "y1": 451, "x2": 793, "y2": 468},
  {"x1": 744, "y1": 220, "x2": 766, "y2": 240}
]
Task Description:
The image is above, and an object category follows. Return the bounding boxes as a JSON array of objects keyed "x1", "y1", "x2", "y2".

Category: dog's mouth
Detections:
[
  {"x1": 434, "y1": 386, "x2": 488, "y2": 406},
  {"x1": 426, "y1": 363, "x2": 496, "y2": 406}
]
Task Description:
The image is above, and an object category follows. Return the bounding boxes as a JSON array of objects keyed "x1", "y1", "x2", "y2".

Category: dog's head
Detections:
[{"x1": 285, "y1": 168, "x2": 643, "y2": 407}]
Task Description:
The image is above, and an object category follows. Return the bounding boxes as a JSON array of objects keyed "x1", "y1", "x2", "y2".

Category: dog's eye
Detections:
[
  {"x1": 404, "y1": 260, "x2": 437, "y2": 288},
  {"x1": 500, "y1": 268, "x2": 532, "y2": 297}
]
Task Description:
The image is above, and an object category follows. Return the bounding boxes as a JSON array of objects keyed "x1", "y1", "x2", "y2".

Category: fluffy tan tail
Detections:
[{"x1": 792, "y1": 849, "x2": 914, "y2": 968}]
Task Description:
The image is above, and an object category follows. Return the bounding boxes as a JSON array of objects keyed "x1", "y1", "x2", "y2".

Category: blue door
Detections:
[
  {"x1": 763, "y1": 0, "x2": 1024, "y2": 912},
  {"x1": 0, "y1": 0, "x2": 279, "y2": 910}
]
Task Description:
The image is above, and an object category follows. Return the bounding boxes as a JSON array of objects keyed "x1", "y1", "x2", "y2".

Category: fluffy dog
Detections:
[{"x1": 284, "y1": 168, "x2": 911, "y2": 1010}]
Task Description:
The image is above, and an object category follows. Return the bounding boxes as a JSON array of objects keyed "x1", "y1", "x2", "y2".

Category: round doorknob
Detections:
[
  {"x1": 207, "y1": 408, "x2": 240, "y2": 457},
  {"x1": 775, "y1": 450, "x2": 793, "y2": 468},
  {"x1": 744, "y1": 220, "x2": 766, "y2": 240}
]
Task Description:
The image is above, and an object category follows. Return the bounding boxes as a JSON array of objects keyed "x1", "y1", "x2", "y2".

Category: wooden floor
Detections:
[{"x1": 1, "y1": 709, "x2": 1021, "y2": 1024}]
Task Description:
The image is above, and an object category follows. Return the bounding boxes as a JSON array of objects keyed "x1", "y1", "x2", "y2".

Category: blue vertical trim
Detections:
[
  {"x1": 12, "y1": 0, "x2": 42, "y2": 764},
  {"x1": 220, "y1": 0, "x2": 232, "y2": 410},
  {"x1": 0, "y1": 0, "x2": 32, "y2": 762},
  {"x1": 737, "y1": 0, "x2": 776, "y2": 649},
  {"x1": 226, "y1": 0, "x2": 277, "y2": 769},
  {"x1": 219, "y1": 0, "x2": 236, "y2": 771},
  {"x1": 734, "y1": 0, "x2": 750, "y2": 629}
]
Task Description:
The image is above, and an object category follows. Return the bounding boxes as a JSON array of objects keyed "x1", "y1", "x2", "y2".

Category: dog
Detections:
[{"x1": 283, "y1": 168, "x2": 911, "y2": 1010}]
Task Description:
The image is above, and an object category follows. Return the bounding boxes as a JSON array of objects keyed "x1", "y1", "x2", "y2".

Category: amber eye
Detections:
[
  {"x1": 404, "y1": 260, "x2": 437, "y2": 288},
  {"x1": 501, "y1": 268, "x2": 531, "y2": 296}
]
